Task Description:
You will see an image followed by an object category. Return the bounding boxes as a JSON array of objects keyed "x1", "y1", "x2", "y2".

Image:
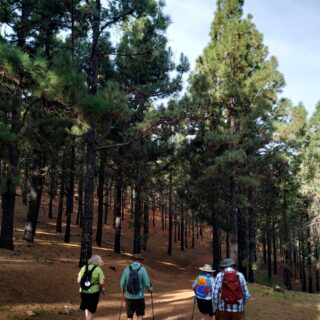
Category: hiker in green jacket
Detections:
[
  {"x1": 77, "y1": 255, "x2": 105, "y2": 320},
  {"x1": 120, "y1": 257, "x2": 152, "y2": 320}
]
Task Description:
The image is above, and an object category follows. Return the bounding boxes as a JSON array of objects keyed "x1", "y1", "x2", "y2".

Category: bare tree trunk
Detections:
[
  {"x1": 272, "y1": 215, "x2": 277, "y2": 275},
  {"x1": 48, "y1": 160, "x2": 57, "y2": 219},
  {"x1": 64, "y1": 140, "x2": 75, "y2": 243},
  {"x1": 167, "y1": 170, "x2": 173, "y2": 256},
  {"x1": 133, "y1": 159, "x2": 142, "y2": 255},
  {"x1": 315, "y1": 244, "x2": 319, "y2": 292},
  {"x1": 56, "y1": 150, "x2": 67, "y2": 232},
  {"x1": 229, "y1": 178, "x2": 238, "y2": 265},
  {"x1": 248, "y1": 189, "x2": 256, "y2": 283},
  {"x1": 24, "y1": 156, "x2": 44, "y2": 242},
  {"x1": 143, "y1": 194, "x2": 149, "y2": 251},
  {"x1": 211, "y1": 202, "x2": 220, "y2": 271},
  {"x1": 96, "y1": 150, "x2": 106, "y2": 246},
  {"x1": 114, "y1": 172, "x2": 122, "y2": 253},
  {"x1": 79, "y1": 129, "x2": 95, "y2": 266},
  {"x1": 180, "y1": 201, "x2": 184, "y2": 251},
  {"x1": 282, "y1": 188, "x2": 292, "y2": 289}
]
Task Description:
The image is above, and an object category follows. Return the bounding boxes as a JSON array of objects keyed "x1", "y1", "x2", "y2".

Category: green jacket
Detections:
[
  {"x1": 78, "y1": 264, "x2": 105, "y2": 294},
  {"x1": 120, "y1": 262, "x2": 151, "y2": 299}
]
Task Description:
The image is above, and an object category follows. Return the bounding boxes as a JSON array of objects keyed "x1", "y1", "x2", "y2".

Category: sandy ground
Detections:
[{"x1": 0, "y1": 196, "x2": 319, "y2": 320}]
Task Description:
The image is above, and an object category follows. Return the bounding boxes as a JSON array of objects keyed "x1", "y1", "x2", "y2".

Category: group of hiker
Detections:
[
  {"x1": 193, "y1": 259, "x2": 250, "y2": 320},
  {"x1": 77, "y1": 255, "x2": 250, "y2": 320}
]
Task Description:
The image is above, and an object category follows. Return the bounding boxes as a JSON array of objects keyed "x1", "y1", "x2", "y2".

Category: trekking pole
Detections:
[
  {"x1": 118, "y1": 292, "x2": 124, "y2": 320},
  {"x1": 191, "y1": 296, "x2": 196, "y2": 320},
  {"x1": 150, "y1": 283, "x2": 155, "y2": 320}
]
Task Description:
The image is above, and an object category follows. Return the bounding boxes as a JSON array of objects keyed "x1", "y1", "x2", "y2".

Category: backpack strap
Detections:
[
  {"x1": 90, "y1": 265, "x2": 97, "y2": 273},
  {"x1": 89, "y1": 265, "x2": 98, "y2": 286},
  {"x1": 129, "y1": 265, "x2": 142, "y2": 272}
]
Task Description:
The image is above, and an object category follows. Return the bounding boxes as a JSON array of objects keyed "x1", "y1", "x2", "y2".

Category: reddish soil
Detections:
[{"x1": 0, "y1": 196, "x2": 319, "y2": 320}]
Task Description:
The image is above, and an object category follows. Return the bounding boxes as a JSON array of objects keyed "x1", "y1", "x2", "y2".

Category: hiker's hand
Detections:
[{"x1": 149, "y1": 287, "x2": 153, "y2": 292}]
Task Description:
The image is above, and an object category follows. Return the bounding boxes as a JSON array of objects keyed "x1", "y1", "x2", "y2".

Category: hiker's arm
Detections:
[
  {"x1": 99, "y1": 270, "x2": 105, "y2": 287},
  {"x1": 142, "y1": 268, "x2": 152, "y2": 292},
  {"x1": 77, "y1": 267, "x2": 84, "y2": 283},
  {"x1": 212, "y1": 273, "x2": 222, "y2": 309},
  {"x1": 120, "y1": 268, "x2": 127, "y2": 293},
  {"x1": 240, "y1": 274, "x2": 250, "y2": 303},
  {"x1": 192, "y1": 277, "x2": 198, "y2": 291}
]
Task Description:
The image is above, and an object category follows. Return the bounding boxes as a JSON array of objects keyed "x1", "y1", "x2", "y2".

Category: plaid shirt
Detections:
[{"x1": 212, "y1": 267, "x2": 250, "y2": 312}]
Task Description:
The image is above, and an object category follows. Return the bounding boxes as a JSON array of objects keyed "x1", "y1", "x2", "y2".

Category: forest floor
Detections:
[{"x1": 0, "y1": 196, "x2": 319, "y2": 320}]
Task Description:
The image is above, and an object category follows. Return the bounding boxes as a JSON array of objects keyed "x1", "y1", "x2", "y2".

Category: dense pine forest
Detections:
[{"x1": 0, "y1": 0, "x2": 319, "y2": 298}]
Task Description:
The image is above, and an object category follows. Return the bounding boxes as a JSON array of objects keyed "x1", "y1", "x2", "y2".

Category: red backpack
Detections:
[{"x1": 220, "y1": 271, "x2": 243, "y2": 304}]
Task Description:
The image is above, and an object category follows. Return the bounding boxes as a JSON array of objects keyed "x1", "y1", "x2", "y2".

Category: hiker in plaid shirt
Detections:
[{"x1": 212, "y1": 259, "x2": 250, "y2": 320}]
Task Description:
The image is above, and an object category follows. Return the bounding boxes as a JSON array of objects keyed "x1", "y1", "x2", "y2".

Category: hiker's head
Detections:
[
  {"x1": 220, "y1": 258, "x2": 236, "y2": 269},
  {"x1": 88, "y1": 255, "x2": 104, "y2": 267},
  {"x1": 199, "y1": 264, "x2": 215, "y2": 275}
]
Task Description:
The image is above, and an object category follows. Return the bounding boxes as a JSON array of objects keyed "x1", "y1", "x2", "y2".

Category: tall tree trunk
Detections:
[
  {"x1": 161, "y1": 201, "x2": 165, "y2": 231},
  {"x1": 229, "y1": 177, "x2": 238, "y2": 265},
  {"x1": 79, "y1": 129, "x2": 96, "y2": 266},
  {"x1": 152, "y1": 194, "x2": 156, "y2": 227},
  {"x1": 79, "y1": 0, "x2": 100, "y2": 266},
  {"x1": 272, "y1": 214, "x2": 277, "y2": 275},
  {"x1": 282, "y1": 188, "x2": 292, "y2": 289},
  {"x1": 211, "y1": 203, "x2": 220, "y2": 271},
  {"x1": 96, "y1": 150, "x2": 106, "y2": 246},
  {"x1": 64, "y1": 140, "x2": 75, "y2": 243},
  {"x1": 56, "y1": 150, "x2": 67, "y2": 232},
  {"x1": 262, "y1": 231, "x2": 267, "y2": 264},
  {"x1": 0, "y1": 93, "x2": 21, "y2": 250},
  {"x1": 143, "y1": 194, "x2": 149, "y2": 251},
  {"x1": 48, "y1": 159, "x2": 57, "y2": 219},
  {"x1": 121, "y1": 188, "x2": 126, "y2": 221},
  {"x1": 307, "y1": 222, "x2": 313, "y2": 293},
  {"x1": 315, "y1": 244, "x2": 319, "y2": 292},
  {"x1": 114, "y1": 171, "x2": 122, "y2": 253},
  {"x1": 180, "y1": 201, "x2": 185, "y2": 251},
  {"x1": 185, "y1": 211, "x2": 188, "y2": 249},
  {"x1": 226, "y1": 231, "x2": 230, "y2": 258},
  {"x1": 76, "y1": 168, "x2": 84, "y2": 227},
  {"x1": 237, "y1": 207, "x2": 246, "y2": 277},
  {"x1": 104, "y1": 180, "x2": 112, "y2": 225},
  {"x1": 133, "y1": 159, "x2": 142, "y2": 255},
  {"x1": 24, "y1": 157, "x2": 44, "y2": 242},
  {"x1": 248, "y1": 189, "x2": 256, "y2": 282},
  {"x1": 130, "y1": 186, "x2": 134, "y2": 219},
  {"x1": 267, "y1": 209, "x2": 272, "y2": 280},
  {"x1": 167, "y1": 170, "x2": 173, "y2": 256}
]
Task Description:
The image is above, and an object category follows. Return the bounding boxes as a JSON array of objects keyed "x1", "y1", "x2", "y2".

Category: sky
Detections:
[{"x1": 164, "y1": 0, "x2": 320, "y2": 116}]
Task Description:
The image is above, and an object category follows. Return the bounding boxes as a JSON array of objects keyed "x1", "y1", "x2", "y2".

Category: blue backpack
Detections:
[{"x1": 195, "y1": 275, "x2": 212, "y2": 298}]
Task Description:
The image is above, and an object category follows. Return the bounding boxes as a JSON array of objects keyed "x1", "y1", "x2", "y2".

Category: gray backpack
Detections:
[{"x1": 126, "y1": 265, "x2": 142, "y2": 294}]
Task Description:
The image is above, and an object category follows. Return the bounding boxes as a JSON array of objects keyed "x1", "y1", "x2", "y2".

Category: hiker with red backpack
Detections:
[
  {"x1": 120, "y1": 256, "x2": 152, "y2": 320},
  {"x1": 77, "y1": 255, "x2": 105, "y2": 320},
  {"x1": 212, "y1": 258, "x2": 250, "y2": 320},
  {"x1": 192, "y1": 264, "x2": 216, "y2": 320}
]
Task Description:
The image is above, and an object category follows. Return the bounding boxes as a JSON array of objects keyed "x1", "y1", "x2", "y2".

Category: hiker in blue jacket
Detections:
[
  {"x1": 120, "y1": 256, "x2": 152, "y2": 320},
  {"x1": 192, "y1": 264, "x2": 216, "y2": 320}
]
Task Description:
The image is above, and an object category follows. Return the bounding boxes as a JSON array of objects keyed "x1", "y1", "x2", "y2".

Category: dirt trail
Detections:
[{"x1": 0, "y1": 197, "x2": 319, "y2": 320}]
